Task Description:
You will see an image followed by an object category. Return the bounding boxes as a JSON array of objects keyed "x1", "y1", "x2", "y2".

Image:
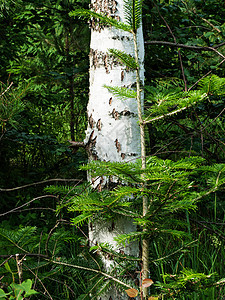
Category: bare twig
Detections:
[
  {"x1": 12, "y1": 208, "x2": 56, "y2": 213},
  {"x1": 152, "y1": 239, "x2": 198, "y2": 262},
  {"x1": 0, "y1": 255, "x2": 14, "y2": 267},
  {"x1": 192, "y1": 219, "x2": 225, "y2": 240},
  {"x1": 44, "y1": 259, "x2": 133, "y2": 289},
  {"x1": 45, "y1": 220, "x2": 61, "y2": 256},
  {"x1": 0, "y1": 82, "x2": 13, "y2": 97},
  {"x1": 0, "y1": 195, "x2": 58, "y2": 217},
  {"x1": 23, "y1": 263, "x2": 54, "y2": 300},
  {"x1": 33, "y1": 232, "x2": 43, "y2": 290},
  {"x1": 15, "y1": 254, "x2": 25, "y2": 284},
  {"x1": 202, "y1": 107, "x2": 225, "y2": 131},
  {"x1": 145, "y1": 40, "x2": 225, "y2": 54},
  {"x1": 153, "y1": 1, "x2": 188, "y2": 91},
  {"x1": 0, "y1": 254, "x2": 48, "y2": 259},
  {"x1": 0, "y1": 178, "x2": 82, "y2": 192}
]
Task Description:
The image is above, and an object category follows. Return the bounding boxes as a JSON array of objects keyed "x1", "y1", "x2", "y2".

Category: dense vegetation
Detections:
[{"x1": 0, "y1": 0, "x2": 225, "y2": 299}]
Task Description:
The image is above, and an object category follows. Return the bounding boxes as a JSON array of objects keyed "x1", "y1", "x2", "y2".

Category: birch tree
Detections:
[{"x1": 71, "y1": 0, "x2": 145, "y2": 298}]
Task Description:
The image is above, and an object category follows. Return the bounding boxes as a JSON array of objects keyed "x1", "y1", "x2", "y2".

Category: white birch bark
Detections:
[{"x1": 85, "y1": 0, "x2": 144, "y2": 298}]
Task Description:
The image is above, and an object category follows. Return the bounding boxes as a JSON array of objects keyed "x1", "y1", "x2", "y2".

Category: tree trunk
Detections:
[{"x1": 85, "y1": 0, "x2": 144, "y2": 298}]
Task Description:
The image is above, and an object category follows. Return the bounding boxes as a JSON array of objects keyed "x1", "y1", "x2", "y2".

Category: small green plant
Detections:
[{"x1": 0, "y1": 279, "x2": 38, "y2": 299}]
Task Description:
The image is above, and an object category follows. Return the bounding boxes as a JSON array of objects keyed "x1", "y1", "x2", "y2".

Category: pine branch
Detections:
[
  {"x1": 69, "y1": 9, "x2": 131, "y2": 32},
  {"x1": 144, "y1": 105, "x2": 192, "y2": 124},
  {"x1": 108, "y1": 49, "x2": 138, "y2": 69},
  {"x1": 104, "y1": 85, "x2": 137, "y2": 100},
  {"x1": 124, "y1": 0, "x2": 143, "y2": 31},
  {"x1": 144, "y1": 90, "x2": 207, "y2": 124}
]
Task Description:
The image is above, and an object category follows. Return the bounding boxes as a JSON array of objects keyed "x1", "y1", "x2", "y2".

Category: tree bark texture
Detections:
[{"x1": 85, "y1": 0, "x2": 144, "y2": 298}]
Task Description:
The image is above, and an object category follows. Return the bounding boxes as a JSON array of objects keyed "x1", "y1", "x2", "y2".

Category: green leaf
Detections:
[
  {"x1": 21, "y1": 279, "x2": 34, "y2": 294},
  {"x1": 0, "y1": 288, "x2": 11, "y2": 298},
  {"x1": 4, "y1": 262, "x2": 12, "y2": 274}
]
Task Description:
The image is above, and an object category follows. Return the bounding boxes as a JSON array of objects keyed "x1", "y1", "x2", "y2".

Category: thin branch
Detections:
[
  {"x1": 12, "y1": 207, "x2": 56, "y2": 213},
  {"x1": 152, "y1": 1, "x2": 188, "y2": 91},
  {"x1": 45, "y1": 259, "x2": 133, "y2": 289},
  {"x1": 192, "y1": 219, "x2": 225, "y2": 241},
  {"x1": 45, "y1": 220, "x2": 65, "y2": 256},
  {"x1": 0, "y1": 195, "x2": 58, "y2": 217},
  {"x1": 0, "y1": 178, "x2": 82, "y2": 192},
  {"x1": 145, "y1": 40, "x2": 225, "y2": 51},
  {"x1": 0, "y1": 254, "x2": 48, "y2": 259},
  {"x1": 202, "y1": 107, "x2": 225, "y2": 131},
  {"x1": 0, "y1": 82, "x2": 13, "y2": 97},
  {"x1": 152, "y1": 239, "x2": 198, "y2": 262},
  {"x1": 23, "y1": 263, "x2": 54, "y2": 300},
  {"x1": 0, "y1": 255, "x2": 15, "y2": 267},
  {"x1": 143, "y1": 105, "x2": 193, "y2": 124},
  {"x1": 47, "y1": 277, "x2": 76, "y2": 297},
  {"x1": 188, "y1": 58, "x2": 225, "y2": 91}
]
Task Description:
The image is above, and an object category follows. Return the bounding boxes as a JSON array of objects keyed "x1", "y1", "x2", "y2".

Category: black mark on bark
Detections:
[
  {"x1": 112, "y1": 108, "x2": 119, "y2": 120},
  {"x1": 111, "y1": 109, "x2": 135, "y2": 120},
  {"x1": 115, "y1": 139, "x2": 121, "y2": 152},
  {"x1": 121, "y1": 153, "x2": 125, "y2": 159},
  {"x1": 89, "y1": 114, "x2": 94, "y2": 129},
  {"x1": 96, "y1": 119, "x2": 102, "y2": 131},
  {"x1": 86, "y1": 130, "x2": 98, "y2": 160},
  {"x1": 121, "y1": 70, "x2": 124, "y2": 81},
  {"x1": 89, "y1": 0, "x2": 119, "y2": 32},
  {"x1": 90, "y1": 49, "x2": 122, "y2": 70}
]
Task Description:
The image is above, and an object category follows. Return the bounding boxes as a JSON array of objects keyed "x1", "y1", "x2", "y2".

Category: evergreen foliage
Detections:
[
  {"x1": 108, "y1": 49, "x2": 138, "y2": 69},
  {"x1": 0, "y1": 0, "x2": 225, "y2": 299},
  {"x1": 69, "y1": 8, "x2": 132, "y2": 32},
  {"x1": 124, "y1": 0, "x2": 143, "y2": 31}
]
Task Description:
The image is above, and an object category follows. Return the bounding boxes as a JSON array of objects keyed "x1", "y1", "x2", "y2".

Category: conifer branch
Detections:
[
  {"x1": 69, "y1": 9, "x2": 131, "y2": 32},
  {"x1": 144, "y1": 104, "x2": 193, "y2": 124},
  {"x1": 108, "y1": 49, "x2": 138, "y2": 69}
]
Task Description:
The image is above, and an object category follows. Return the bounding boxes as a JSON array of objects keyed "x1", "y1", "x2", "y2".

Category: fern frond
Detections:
[
  {"x1": 108, "y1": 49, "x2": 138, "y2": 69},
  {"x1": 104, "y1": 85, "x2": 137, "y2": 100},
  {"x1": 69, "y1": 9, "x2": 131, "y2": 32}
]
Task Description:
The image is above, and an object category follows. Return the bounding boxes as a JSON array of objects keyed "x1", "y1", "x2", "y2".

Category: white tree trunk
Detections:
[{"x1": 85, "y1": 0, "x2": 144, "y2": 298}]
